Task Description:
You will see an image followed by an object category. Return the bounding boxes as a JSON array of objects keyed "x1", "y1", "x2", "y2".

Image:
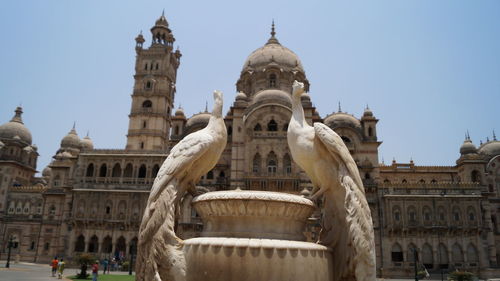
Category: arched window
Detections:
[
  {"x1": 152, "y1": 164, "x2": 160, "y2": 178},
  {"x1": 402, "y1": 179, "x2": 407, "y2": 183},
  {"x1": 138, "y1": 164, "x2": 147, "y2": 178},
  {"x1": 145, "y1": 81, "x2": 152, "y2": 89},
  {"x1": 267, "y1": 151, "x2": 277, "y2": 174},
  {"x1": 49, "y1": 205, "x2": 56, "y2": 215},
  {"x1": 227, "y1": 126, "x2": 232, "y2": 136},
  {"x1": 155, "y1": 63, "x2": 159, "y2": 70},
  {"x1": 267, "y1": 119, "x2": 278, "y2": 131},
  {"x1": 365, "y1": 173, "x2": 371, "y2": 180},
  {"x1": 438, "y1": 206, "x2": 446, "y2": 221},
  {"x1": 419, "y1": 179, "x2": 425, "y2": 184},
  {"x1": 144, "y1": 63, "x2": 148, "y2": 71},
  {"x1": 207, "y1": 170, "x2": 214, "y2": 180},
  {"x1": 105, "y1": 201, "x2": 112, "y2": 216},
  {"x1": 118, "y1": 201, "x2": 126, "y2": 219},
  {"x1": 75, "y1": 235, "x2": 85, "y2": 252},
  {"x1": 102, "y1": 236, "x2": 112, "y2": 253},
  {"x1": 269, "y1": 73, "x2": 277, "y2": 88},
  {"x1": 391, "y1": 243, "x2": 403, "y2": 262},
  {"x1": 471, "y1": 170, "x2": 481, "y2": 183},
  {"x1": 175, "y1": 126, "x2": 179, "y2": 135},
  {"x1": 219, "y1": 171, "x2": 225, "y2": 178},
  {"x1": 124, "y1": 163, "x2": 133, "y2": 177},
  {"x1": 88, "y1": 235, "x2": 99, "y2": 253},
  {"x1": 384, "y1": 179, "x2": 390, "y2": 183},
  {"x1": 99, "y1": 164, "x2": 107, "y2": 177},
  {"x1": 467, "y1": 243, "x2": 479, "y2": 263},
  {"x1": 438, "y1": 243, "x2": 449, "y2": 266},
  {"x1": 143, "y1": 120, "x2": 147, "y2": 128},
  {"x1": 407, "y1": 243, "x2": 418, "y2": 262},
  {"x1": 116, "y1": 236, "x2": 126, "y2": 255},
  {"x1": 112, "y1": 163, "x2": 121, "y2": 178},
  {"x1": 431, "y1": 179, "x2": 437, "y2": 184},
  {"x1": 254, "y1": 123, "x2": 262, "y2": 131},
  {"x1": 422, "y1": 244, "x2": 433, "y2": 269},
  {"x1": 368, "y1": 127, "x2": 373, "y2": 137},
  {"x1": 252, "y1": 154, "x2": 261, "y2": 173},
  {"x1": 283, "y1": 154, "x2": 292, "y2": 174},
  {"x1": 86, "y1": 163, "x2": 94, "y2": 177},
  {"x1": 452, "y1": 243, "x2": 464, "y2": 262},
  {"x1": 142, "y1": 100, "x2": 152, "y2": 108}
]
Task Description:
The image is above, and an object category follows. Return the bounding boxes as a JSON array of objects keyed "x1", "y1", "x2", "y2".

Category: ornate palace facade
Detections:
[{"x1": 1, "y1": 14, "x2": 499, "y2": 278}]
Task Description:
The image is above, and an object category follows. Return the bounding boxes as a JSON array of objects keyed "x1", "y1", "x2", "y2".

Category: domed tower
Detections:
[
  {"x1": 0, "y1": 106, "x2": 39, "y2": 214},
  {"x1": 126, "y1": 11, "x2": 182, "y2": 151},
  {"x1": 236, "y1": 22, "x2": 309, "y2": 99}
]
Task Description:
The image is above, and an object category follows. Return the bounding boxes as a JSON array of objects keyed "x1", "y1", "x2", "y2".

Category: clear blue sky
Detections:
[{"x1": 1, "y1": 1, "x2": 499, "y2": 174}]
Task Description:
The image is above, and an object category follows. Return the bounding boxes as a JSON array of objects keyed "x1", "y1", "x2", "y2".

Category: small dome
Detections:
[
  {"x1": 252, "y1": 89, "x2": 291, "y2": 105},
  {"x1": 23, "y1": 145, "x2": 35, "y2": 154},
  {"x1": 185, "y1": 112, "x2": 211, "y2": 128},
  {"x1": 175, "y1": 107, "x2": 185, "y2": 117},
  {"x1": 478, "y1": 141, "x2": 500, "y2": 156},
  {"x1": 363, "y1": 107, "x2": 373, "y2": 117},
  {"x1": 0, "y1": 107, "x2": 32, "y2": 145},
  {"x1": 42, "y1": 166, "x2": 52, "y2": 177},
  {"x1": 300, "y1": 187, "x2": 311, "y2": 197},
  {"x1": 300, "y1": 92, "x2": 311, "y2": 101},
  {"x1": 235, "y1": 92, "x2": 248, "y2": 101},
  {"x1": 324, "y1": 112, "x2": 361, "y2": 129},
  {"x1": 155, "y1": 14, "x2": 168, "y2": 27},
  {"x1": 460, "y1": 139, "x2": 477, "y2": 155},
  {"x1": 60, "y1": 126, "x2": 81, "y2": 149},
  {"x1": 135, "y1": 32, "x2": 145, "y2": 43},
  {"x1": 80, "y1": 134, "x2": 94, "y2": 150}
]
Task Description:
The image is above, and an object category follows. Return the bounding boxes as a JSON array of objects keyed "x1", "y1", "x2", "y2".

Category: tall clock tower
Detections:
[{"x1": 126, "y1": 12, "x2": 181, "y2": 151}]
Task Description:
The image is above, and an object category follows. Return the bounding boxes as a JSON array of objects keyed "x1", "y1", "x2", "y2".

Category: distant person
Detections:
[
  {"x1": 50, "y1": 257, "x2": 58, "y2": 277},
  {"x1": 57, "y1": 258, "x2": 65, "y2": 279},
  {"x1": 92, "y1": 260, "x2": 99, "y2": 281},
  {"x1": 102, "y1": 258, "x2": 109, "y2": 274}
]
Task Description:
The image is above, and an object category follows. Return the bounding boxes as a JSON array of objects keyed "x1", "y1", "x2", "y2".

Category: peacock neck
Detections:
[{"x1": 291, "y1": 95, "x2": 306, "y2": 127}]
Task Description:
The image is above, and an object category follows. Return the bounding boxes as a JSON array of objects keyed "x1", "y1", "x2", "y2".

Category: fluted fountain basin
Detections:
[
  {"x1": 192, "y1": 190, "x2": 316, "y2": 241},
  {"x1": 183, "y1": 237, "x2": 333, "y2": 281}
]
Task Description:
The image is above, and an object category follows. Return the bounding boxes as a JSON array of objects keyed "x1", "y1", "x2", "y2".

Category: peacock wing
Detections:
[{"x1": 314, "y1": 123, "x2": 376, "y2": 281}]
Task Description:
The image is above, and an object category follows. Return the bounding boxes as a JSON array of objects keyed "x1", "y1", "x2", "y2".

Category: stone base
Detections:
[{"x1": 183, "y1": 237, "x2": 332, "y2": 281}]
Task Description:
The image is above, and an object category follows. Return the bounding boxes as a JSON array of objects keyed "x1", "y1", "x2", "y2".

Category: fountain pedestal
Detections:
[{"x1": 183, "y1": 190, "x2": 333, "y2": 281}]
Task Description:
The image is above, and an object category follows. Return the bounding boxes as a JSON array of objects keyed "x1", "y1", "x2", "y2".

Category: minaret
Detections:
[{"x1": 126, "y1": 12, "x2": 182, "y2": 151}]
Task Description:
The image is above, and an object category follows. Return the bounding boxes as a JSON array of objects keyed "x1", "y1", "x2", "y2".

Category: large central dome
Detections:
[
  {"x1": 242, "y1": 34, "x2": 304, "y2": 73},
  {"x1": 236, "y1": 23, "x2": 309, "y2": 97}
]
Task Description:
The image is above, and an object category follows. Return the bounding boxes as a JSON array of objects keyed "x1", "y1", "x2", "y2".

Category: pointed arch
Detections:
[
  {"x1": 452, "y1": 243, "x2": 464, "y2": 262},
  {"x1": 102, "y1": 236, "x2": 112, "y2": 253},
  {"x1": 407, "y1": 243, "x2": 418, "y2": 262},
  {"x1": 75, "y1": 234, "x2": 85, "y2": 252},
  {"x1": 152, "y1": 164, "x2": 160, "y2": 178},
  {"x1": 112, "y1": 163, "x2": 121, "y2": 177},
  {"x1": 138, "y1": 164, "x2": 147, "y2": 178},
  {"x1": 422, "y1": 243, "x2": 433, "y2": 268},
  {"x1": 115, "y1": 236, "x2": 126, "y2": 255},
  {"x1": 467, "y1": 243, "x2": 479, "y2": 262},
  {"x1": 438, "y1": 243, "x2": 449, "y2": 265},
  {"x1": 123, "y1": 163, "x2": 133, "y2": 177},
  {"x1": 88, "y1": 235, "x2": 99, "y2": 253},
  {"x1": 254, "y1": 123, "x2": 262, "y2": 131},
  {"x1": 99, "y1": 163, "x2": 107, "y2": 177},
  {"x1": 267, "y1": 151, "x2": 277, "y2": 174},
  {"x1": 391, "y1": 243, "x2": 404, "y2": 262},
  {"x1": 86, "y1": 163, "x2": 94, "y2": 177},
  {"x1": 267, "y1": 119, "x2": 278, "y2": 131}
]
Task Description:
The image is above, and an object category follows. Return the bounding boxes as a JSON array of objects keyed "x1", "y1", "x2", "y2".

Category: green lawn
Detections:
[{"x1": 67, "y1": 274, "x2": 135, "y2": 281}]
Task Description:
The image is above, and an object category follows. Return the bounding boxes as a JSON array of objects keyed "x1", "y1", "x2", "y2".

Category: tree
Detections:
[{"x1": 448, "y1": 270, "x2": 476, "y2": 281}]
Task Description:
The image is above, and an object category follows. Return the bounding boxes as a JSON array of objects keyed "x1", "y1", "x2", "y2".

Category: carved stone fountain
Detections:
[{"x1": 182, "y1": 189, "x2": 333, "y2": 281}]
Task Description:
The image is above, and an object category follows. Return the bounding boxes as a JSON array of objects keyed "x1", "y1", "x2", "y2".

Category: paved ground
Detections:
[{"x1": 0, "y1": 261, "x2": 132, "y2": 281}]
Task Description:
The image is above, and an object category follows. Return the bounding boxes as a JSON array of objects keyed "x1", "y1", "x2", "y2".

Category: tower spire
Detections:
[
  {"x1": 338, "y1": 102, "x2": 342, "y2": 113},
  {"x1": 493, "y1": 130, "x2": 497, "y2": 141},
  {"x1": 271, "y1": 19, "x2": 276, "y2": 37}
]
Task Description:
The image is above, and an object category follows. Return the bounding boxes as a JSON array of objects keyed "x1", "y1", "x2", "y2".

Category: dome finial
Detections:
[
  {"x1": 204, "y1": 101, "x2": 208, "y2": 112},
  {"x1": 266, "y1": 20, "x2": 280, "y2": 45},
  {"x1": 493, "y1": 130, "x2": 497, "y2": 141},
  {"x1": 162, "y1": 9, "x2": 165, "y2": 17},
  {"x1": 11, "y1": 106, "x2": 24, "y2": 124},
  {"x1": 271, "y1": 19, "x2": 276, "y2": 37},
  {"x1": 338, "y1": 101, "x2": 342, "y2": 113}
]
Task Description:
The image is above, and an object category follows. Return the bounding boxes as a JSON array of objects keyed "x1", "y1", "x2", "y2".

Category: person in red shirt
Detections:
[
  {"x1": 92, "y1": 261, "x2": 99, "y2": 281},
  {"x1": 50, "y1": 257, "x2": 58, "y2": 277}
]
